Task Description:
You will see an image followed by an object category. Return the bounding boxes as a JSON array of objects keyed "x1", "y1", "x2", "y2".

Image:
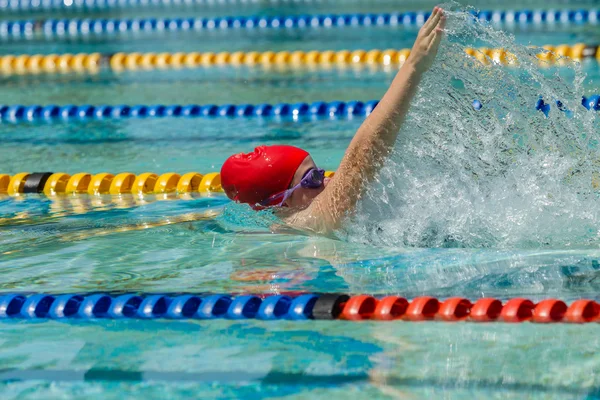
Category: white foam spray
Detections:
[{"x1": 344, "y1": 4, "x2": 600, "y2": 248}]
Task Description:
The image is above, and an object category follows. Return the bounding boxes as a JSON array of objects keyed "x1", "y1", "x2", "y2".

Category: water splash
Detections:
[{"x1": 345, "y1": 4, "x2": 600, "y2": 249}]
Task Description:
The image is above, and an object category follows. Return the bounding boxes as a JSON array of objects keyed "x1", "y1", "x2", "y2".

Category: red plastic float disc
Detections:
[
  {"x1": 373, "y1": 296, "x2": 408, "y2": 320},
  {"x1": 470, "y1": 298, "x2": 503, "y2": 322},
  {"x1": 340, "y1": 295, "x2": 378, "y2": 320},
  {"x1": 532, "y1": 299, "x2": 567, "y2": 323},
  {"x1": 438, "y1": 297, "x2": 472, "y2": 321},
  {"x1": 500, "y1": 298, "x2": 535, "y2": 322},
  {"x1": 564, "y1": 299, "x2": 600, "y2": 323},
  {"x1": 404, "y1": 296, "x2": 439, "y2": 321}
]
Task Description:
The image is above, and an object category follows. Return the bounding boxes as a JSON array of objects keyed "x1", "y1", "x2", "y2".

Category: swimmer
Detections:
[{"x1": 221, "y1": 7, "x2": 446, "y2": 234}]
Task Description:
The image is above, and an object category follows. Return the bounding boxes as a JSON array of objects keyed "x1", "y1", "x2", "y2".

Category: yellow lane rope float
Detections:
[{"x1": 0, "y1": 44, "x2": 598, "y2": 75}]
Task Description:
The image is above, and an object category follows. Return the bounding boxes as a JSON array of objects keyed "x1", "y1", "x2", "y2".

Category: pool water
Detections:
[{"x1": 2, "y1": 1, "x2": 600, "y2": 398}]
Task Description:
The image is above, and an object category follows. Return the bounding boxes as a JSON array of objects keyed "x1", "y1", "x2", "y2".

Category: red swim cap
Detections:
[{"x1": 221, "y1": 145, "x2": 309, "y2": 208}]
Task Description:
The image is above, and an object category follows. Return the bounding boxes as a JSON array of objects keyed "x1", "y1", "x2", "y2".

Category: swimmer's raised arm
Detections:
[{"x1": 302, "y1": 7, "x2": 446, "y2": 232}]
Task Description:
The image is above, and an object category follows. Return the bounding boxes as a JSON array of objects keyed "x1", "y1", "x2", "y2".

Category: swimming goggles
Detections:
[{"x1": 261, "y1": 168, "x2": 325, "y2": 207}]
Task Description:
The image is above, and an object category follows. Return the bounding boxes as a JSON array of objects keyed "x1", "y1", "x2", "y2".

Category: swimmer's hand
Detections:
[{"x1": 407, "y1": 7, "x2": 446, "y2": 74}]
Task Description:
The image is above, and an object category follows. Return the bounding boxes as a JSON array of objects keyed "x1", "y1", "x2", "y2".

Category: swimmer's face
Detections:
[{"x1": 283, "y1": 155, "x2": 330, "y2": 209}]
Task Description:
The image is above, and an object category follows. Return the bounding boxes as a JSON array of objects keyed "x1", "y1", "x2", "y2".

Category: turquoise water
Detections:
[
  {"x1": 2, "y1": 61, "x2": 600, "y2": 105},
  {"x1": 2, "y1": 1, "x2": 600, "y2": 398}
]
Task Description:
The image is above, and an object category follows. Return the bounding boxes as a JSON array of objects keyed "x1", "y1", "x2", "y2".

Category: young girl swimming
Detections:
[{"x1": 220, "y1": 7, "x2": 446, "y2": 234}]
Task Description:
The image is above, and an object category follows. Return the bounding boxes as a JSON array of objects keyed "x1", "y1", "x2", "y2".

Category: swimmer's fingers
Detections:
[
  {"x1": 428, "y1": 15, "x2": 446, "y2": 49},
  {"x1": 427, "y1": 10, "x2": 445, "y2": 40},
  {"x1": 420, "y1": 7, "x2": 439, "y2": 36},
  {"x1": 437, "y1": 13, "x2": 447, "y2": 32},
  {"x1": 422, "y1": 7, "x2": 442, "y2": 36}
]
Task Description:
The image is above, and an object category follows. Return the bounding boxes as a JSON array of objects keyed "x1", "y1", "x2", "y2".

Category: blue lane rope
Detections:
[
  {"x1": 0, "y1": 293, "x2": 320, "y2": 320},
  {"x1": 0, "y1": 9, "x2": 598, "y2": 39},
  {"x1": 0, "y1": 101, "x2": 379, "y2": 122},
  {"x1": 0, "y1": 96, "x2": 597, "y2": 124}
]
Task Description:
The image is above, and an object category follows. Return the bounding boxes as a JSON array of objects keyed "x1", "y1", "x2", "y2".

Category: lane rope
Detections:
[
  {"x1": 0, "y1": 292, "x2": 598, "y2": 323},
  {"x1": 0, "y1": 95, "x2": 597, "y2": 124},
  {"x1": 0, "y1": 171, "x2": 225, "y2": 195},
  {"x1": 0, "y1": 44, "x2": 599, "y2": 76},
  {"x1": 0, "y1": 171, "x2": 334, "y2": 195},
  {"x1": 2, "y1": 9, "x2": 598, "y2": 40},
  {"x1": 0, "y1": 0, "x2": 361, "y2": 13},
  {"x1": 0, "y1": 101, "x2": 379, "y2": 122}
]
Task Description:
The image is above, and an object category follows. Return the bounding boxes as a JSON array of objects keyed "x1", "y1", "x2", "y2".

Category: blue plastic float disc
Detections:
[
  {"x1": 140, "y1": 19, "x2": 154, "y2": 31},
  {"x1": 166, "y1": 295, "x2": 202, "y2": 319},
  {"x1": 254, "y1": 104, "x2": 273, "y2": 117},
  {"x1": 363, "y1": 14, "x2": 376, "y2": 26},
  {"x1": 21, "y1": 294, "x2": 55, "y2": 318},
  {"x1": 129, "y1": 105, "x2": 148, "y2": 117},
  {"x1": 137, "y1": 295, "x2": 172, "y2": 318},
  {"x1": 108, "y1": 294, "x2": 143, "y2": 318},
  {"x1": 270, "y1": 17, "x2": 284, "y2": 28},
  {"x1": 147, "y1": 105, "x2": 167, "y2": 117},
  {"x1": 322, "y1": 15, "x2": 334, "y2": 27},
  {"x1": 76, "y1": 105, "x2": 94, "y2": 119},
  {"x1": 244, "y1": 16, "x2": 257, "y2": 28},
  {"x1": 257, "y1": 295, "x2": 292, "y2": 320},
  {"x1": 78, "y1": 294, "x2": 112, "y2": 318},
  {"x1": 309, "y1": 101, "x2": 327, "y2": 115},
  {"x1": 273, "y1": 103, "x2": 291, "y2": 116},
  {"x1": 291, "y1": 102, "x2": 309, "y2": 116},
  {"x1": 196, "y1": 295, "x2": 231, "y2": 319},
  {"x1": 6, "y1": 105, "x2": 25, "y2": 122},
  {"x1": 389, "y1": 13, "x2": 401, "y2": 25},
  {"x1": 48, "y1": 294, "x2": 84, "y2": 318},
  {"x1": 235, "y1": 104, "x2": 254, "y2": 117},
  {"x1": 200, "y1": 104, "x2": 218, "y2": 117},
  {"x1": 226, "y1": 295, "x2": 262, "y2": 319},
  {"x1": 283, "y1": 16, "x2": 297, "y2": 28},
  {"x1": 111, "y1": 105, "x2": 131, "y2": 118},
  {"x1": 376, "y1": 13, "x2": 390, "y2": 26},
  {"x1": 24, "y1": 105, "x2": 42, "y2": 121},
  {"x1": 345, "y1": 100, "x2": 365, "y2": 115},
  {"x1": 217, "y1": 104, "x2": 236, "y2": 117},
  {"x1": 181, "y1": 104, "x2": 201, "y2": 117},
  {"x1": 93, "y1": 105, "x2": 112, "y2": 119},
  {"x1": 287, "y1": 294, "x2": 318, "y2": 320},
  {"x1": 127, "y1": 19, "x2": 140, "y2": 32},
  {"x1": 402, "y1": 12, "x2": 415, "y2": 25},
  {"x1": 164, "y1": 105, "x2": 183, "y2": 117},
  {"x1": 327, "y1": 101, "x2": 345, "y2": 115},
  {"x1": 40, "y1": 105, "x2": 60, "y2": 121},
  {"x1": 58, "y1": 105, "x2": 78, "y2": 121},
  {"x1": 230, "y1": 17, "x2": 243, "y2": 29},
  {"x1": 0, "y1": 294, "x2": 26, "y2": 318},
  {"x1": 478, "y1": 11, "x2": 492, "y2": 22},
  {"x1": 569, "y1": 10, "x2": 582, "y2": 22}
]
